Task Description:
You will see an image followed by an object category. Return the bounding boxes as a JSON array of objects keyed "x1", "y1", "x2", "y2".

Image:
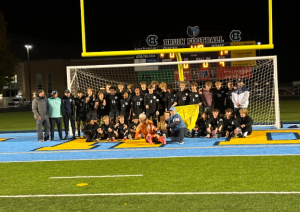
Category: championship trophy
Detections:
[{"x1": 159, "y1": 115, "x2": 166, "y2": 130}]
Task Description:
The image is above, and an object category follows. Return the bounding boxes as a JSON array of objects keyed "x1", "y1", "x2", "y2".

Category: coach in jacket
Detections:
[{"x1": 32, "y1": 89, "x2": 50, "y2": 142}]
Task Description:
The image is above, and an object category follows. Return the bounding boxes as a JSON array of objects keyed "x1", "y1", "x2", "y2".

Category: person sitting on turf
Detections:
[
  {"x1": 115, "y1": 115, "x2": 128, "y2": 141},
  {"x1": 191, "y1": 112, "x2": 208, "y2": 138},
  {"x1": 135, "y1": 113, "x2": 166, "y2": 145},
  {"x1": 234, "y1": 108, "x2": 253, "y2": 138},
  {"x1": 159, "y1": 111, "x2": 172, "y2": 138},
  {"x1": 166, "y1": 107, "x2": 187, "y2": 144},
  {"x1": 222, "y1": 108, "x2": 236, "y2": 138},
  {"x1": 206, "y1": 109, "x2": 223, "y2": 138},
  {"x1": 128, "y1": 116, "x2": 139, "y2": 140},
  {"x1": 82, "y1": 117, "x2": 100, "y2": 142},
  {"x1": 97, "y1": 115, "x2": 118, "y2": 141}
]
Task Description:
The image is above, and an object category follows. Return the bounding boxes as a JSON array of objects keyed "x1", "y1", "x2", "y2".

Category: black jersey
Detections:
[
  {"x1": 141, "y1": 88, "x2": 148, "y2": 96},
  {"x1": 159, "y1": 91, "x2": 168, "y2": 111},
  {"x1": 129, "y1": 122, "x2": 139, "y2": 133},
  {"x1": 165, "y1": 92, "x2": 176, "y2": 110},
  {"x1": 153, "y1": 87, "x2": 162, "y2": 96},
  {"x1": 206, "y1": 117, "x2": 223, "y2": 129},
  {"x1": 108, "y1": 94, "x2": 121, "y2": 111},
  {"x1": 224, "y1": 88, "x2": 234, "y2": 110},
  {"x1": 213, "y1": 88, "x2": 226, "y2": 113},
  {"x1": 189, "y1": 91, "x2": 202, "y2": 105},
  {"x1": 115, "y1": 122, "x2": 127, "y2": 135},
  {"x1": 131, "y1": 95, "x2": 144, "y2": 116},
  {"x1": 175, "y1": 90, "x2": 190, "y2": 106},
  {"x1": 86, "y1": 95, "x2": 99, "y2": 112},
  {"x1": 121, "y1": 98, "x2": 131, "y2": 114},
  {"x1": 82, "y1": 122, "x2": 99, "y2": 134},
  {"x1": 97, "y1": 99, "x2": 109, "y2": 116},
  {"x1": 234, "y1": 115, "x2": 253, "y2": 128},
  {"x1": 100, "y1": 123, "x2": 115, "y2": 135},
  {"x1": 195, "y1": 118, "x2": 207, "y2": 131},
  {"x1": 74, "y1": 96, "x2": 86, "y2": 114},
  {"x1": 144, "y1": 93, "x2": 159, "y2": 114},
  {"x1": 223, "y1": 117, "x2": 235, "y2": 131}
]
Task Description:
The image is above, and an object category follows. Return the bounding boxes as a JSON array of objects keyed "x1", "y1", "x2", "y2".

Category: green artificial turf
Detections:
[{"x1": 1, "y1": 156, "x2": 300, "y2": 211}]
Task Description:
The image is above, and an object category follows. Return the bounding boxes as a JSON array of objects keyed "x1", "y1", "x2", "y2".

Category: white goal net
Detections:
[{"x1": 66, "y1": 56, "x2": 280, "y2": 129}]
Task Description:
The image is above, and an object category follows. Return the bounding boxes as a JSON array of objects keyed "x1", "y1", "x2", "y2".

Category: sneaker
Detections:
[
  {"x1": 106, "y1": 138, "x2": 110, "y2": 141},
  {"x1": 179, "y1": 141, "x2": 184, "y2": 144},
  {"x1": 243, "y1": 132, "x2": 248, "y2": 138},
  {"x1": 128, "y1": 134, "x2": 132, "y2": 140},
  {"x1": 64, "y1": 135, "x2": 69, "y2": 140},
  {"x1": 44, "y1": 136, "x2": 49, "y2": 141},
  {"x1": 94, "y1": 139, "x2": 100, "y2": 142},
  {"x1": 38, "y1": 140, "x2": 44, "y2": 142},
  {"x1": 123, "y1": 137, "x2": 127, "y2": 141},
  {"x1": 111, "y1": 137, "x2": 116, "y2": 142}
]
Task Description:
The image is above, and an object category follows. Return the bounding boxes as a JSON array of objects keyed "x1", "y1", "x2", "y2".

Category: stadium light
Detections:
[
  {"x1": 257, "y1": 42, "x2": 261, "y2": 56},
  {"x1": 25, "y1": 45, "x2": 33, "y2": 101}
]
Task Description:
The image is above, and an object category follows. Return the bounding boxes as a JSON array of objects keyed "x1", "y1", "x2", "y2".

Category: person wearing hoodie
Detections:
[
  {"x1": 32, "y1": 89, "x2": 50, "y2": 142},
  {"x1": 47, "y1": 90, "x2": 63, "y2": 141}
]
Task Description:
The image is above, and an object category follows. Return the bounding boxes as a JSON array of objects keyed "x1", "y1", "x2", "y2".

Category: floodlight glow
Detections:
[{"x1": 24, "y1": 45, "x2": 32, "y2": 49}]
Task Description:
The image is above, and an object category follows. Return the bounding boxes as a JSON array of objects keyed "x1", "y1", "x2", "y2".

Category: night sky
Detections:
[{"x1": 1, "y1": 0, "x2": 298, "y2": 83}]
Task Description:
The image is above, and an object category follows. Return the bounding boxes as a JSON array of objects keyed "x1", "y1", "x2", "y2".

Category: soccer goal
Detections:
[{"x1": 66, "y1": 55, "x2": 280, "y2": 129}]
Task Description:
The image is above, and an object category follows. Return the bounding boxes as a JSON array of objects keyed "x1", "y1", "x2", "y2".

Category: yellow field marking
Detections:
[
  {"x1": 219, "y1": 129, "x2": 300, "y2": 145},
  {"x1": 37, "y1": 138, "x2": 97, "y2": 151},
  {"x1": 114, "y1": 139, "x2": 162, "y2": 148},
  {"x1": 0, "y1": 138, "x2": 9, "y2": 142}
]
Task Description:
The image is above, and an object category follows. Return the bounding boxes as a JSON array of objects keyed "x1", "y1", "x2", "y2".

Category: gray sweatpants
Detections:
[{"x1": 35, "y1": 116, "x2": 50, "y2": 141}]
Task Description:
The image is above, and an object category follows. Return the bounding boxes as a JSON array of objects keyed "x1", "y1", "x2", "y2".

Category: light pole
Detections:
[
  {"x1": 257, "y1": 41, "x2": 261, "y2": 56},
  {"x1": 25, "y1": 45, "x2": 32, "y2": 101}
]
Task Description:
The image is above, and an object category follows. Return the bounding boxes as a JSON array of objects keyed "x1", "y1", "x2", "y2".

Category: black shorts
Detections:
[
  {"x1": 86, "y1": 110, "x2": 97, "y2": 120},
  {"x1": 109, "y1": 110, "x2": 119, "y2": 118},
  {"x1": 76, "y1": 113, "x2": 87, "y2": 122}
]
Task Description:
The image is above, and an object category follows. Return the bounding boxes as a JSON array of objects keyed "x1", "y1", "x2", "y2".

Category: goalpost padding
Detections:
[{"x1": 66, "y1": 56, "x2": 280, "y2": 129}]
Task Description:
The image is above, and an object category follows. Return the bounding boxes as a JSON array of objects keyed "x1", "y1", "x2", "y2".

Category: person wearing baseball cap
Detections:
[
  {"x1": 47, "y1": 90, "x2": 63, "y2": 140},
  {"x1": 232, "y1": 78, "x2": 250, "y2": 117},
  {"x1": 32, "y1": 89, "x2": 50, "y2": 142},
  {"x1": 166, "y1": 107, "x2": 186, "y2": 144}
]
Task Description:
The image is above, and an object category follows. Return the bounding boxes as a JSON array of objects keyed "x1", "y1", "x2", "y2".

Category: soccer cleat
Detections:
[
  {"x1": 243, "y1": 132, "x2": 248, "y2": 138},
  {"x1": 111, "y1": 137, "x2": 116, "y2": 142},
  {"x1": 179, "y1": 141, "x2": 184, "y2": 144},
  {"x1": 44, "y1": 136, "x2": 49, "y2": 141}
]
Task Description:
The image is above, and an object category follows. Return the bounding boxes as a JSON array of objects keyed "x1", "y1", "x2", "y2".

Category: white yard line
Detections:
[
  {"x1": 49, "y1": 174, "x2": 143, "y2": 179},
  {"x1": 1, "y1": 191, "x2": 300, "y2": 198}
]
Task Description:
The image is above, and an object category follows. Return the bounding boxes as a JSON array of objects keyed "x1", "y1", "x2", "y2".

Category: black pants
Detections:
[
  {"x1": 63, "y1": 115, "x2": 75, "y2": 136},
  {"x1": 49, "y1": 117, "x2": 62, "y2": 139}
]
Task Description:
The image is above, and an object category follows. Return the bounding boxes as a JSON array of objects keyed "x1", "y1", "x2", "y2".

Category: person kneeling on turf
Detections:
[
  {"x1": 82, "y1": 117, "x2": 100, "y2": 142},
  {"x1": 166, "y1": 107, "x2": 187, "y2": 144},
  {"x1": 234, "y1": 108, "x2": 253, "y2": 138},
  {"x1": 98, "y1": 115, "x2": 118, "y2": 141},
  {"x1": 205, "y1": 109, "x2": 223, "y2": 138},
  {"x1": 135, "y1": 113, "x2": 166, "y2": 145}
]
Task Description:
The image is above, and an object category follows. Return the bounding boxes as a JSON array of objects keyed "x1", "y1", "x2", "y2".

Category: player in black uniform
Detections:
[
  {"x1": 224, "y1": 81, "x2": 235, "y2": 113},
  {"x1": 131, "y1": 87, "x2": 145, "y2": 118},
  {"x1": 108, "y1": 86, "x2": 121, "y2": 125},
  {"x1": 191, "y1": 112, "x2": 208, "y2": 137},
  {"x1": 128, "y1": 116, "x2": 139, "y2": 140},
  {"x1": 74, "y1": 90, "x2": 86, "y2": 138},
  {"x1": 120, "y1": 91, "x2": 131, "y2": 125},
  {"x1": 221, "y1": 108, "x2": 235, "y2": 138},
  {"x1": 97, "y1": 115, "x2": 118, "y2": 141},
  {"x1": 127, "y1": 84, "x2": 135, "y2": 99},
  {"x1": 144, "y1": 85, "x2": 159, "y2": 125},
  {"x1": 189, "y1": 81, "x2": 203, "y2": 117},
  {"x1": 97, "y1": 91, "x2": 109, "y2": 126},
  {"x1": 172, "y1": 81, "x2": 190, "y2": 107},
  {"x1": 114, "y1": 115, "x2": 128, "y2": 141},
  {"x1": 82, "y1": 118, "x2": 100, "y2": 142},
  {"x1": 213, "y1": 81, "x2": 226, "y2": 116},
  {"x1": 165, "y1": 86, "x2": 176, "y2": 111},
  {"x1": 206, "y1": 109, "x2": 224, "y2": 138},
  {"x1": 140, "y1": 81, "x2": 148, "y2": 96},
  {"x1": 158, "y1": 82, "x2": 168, "y2": 115},
  {"x1": 234, "y1": 108, "x2": 253, "y2": 138},
  {"x1": 86, "y1": 88, "x2": 99, "y2": 121},
  {"x1": 151, "y1": 81, "x2": 162, "y2": 96}
]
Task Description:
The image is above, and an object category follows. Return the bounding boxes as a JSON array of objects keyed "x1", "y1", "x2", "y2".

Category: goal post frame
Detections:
[{"x1": 66, "y1": 55, "x2": 280, "y2": 129}]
